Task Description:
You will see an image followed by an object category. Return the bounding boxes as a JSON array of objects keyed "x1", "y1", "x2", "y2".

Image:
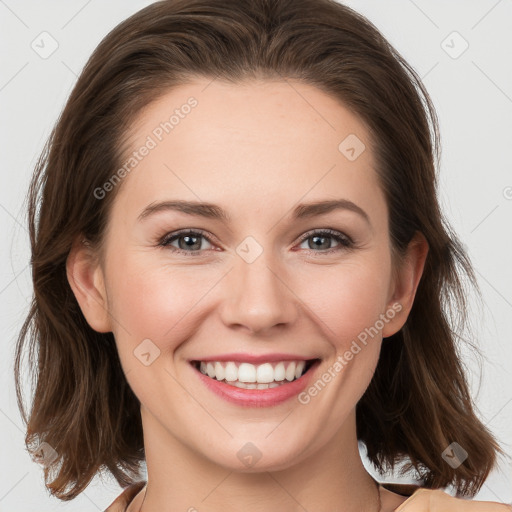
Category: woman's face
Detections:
[{"x1": 76, "y1": 79, "x2": 419, "y2": 471}]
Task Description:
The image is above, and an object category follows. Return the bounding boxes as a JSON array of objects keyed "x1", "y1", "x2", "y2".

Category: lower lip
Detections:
[{"x1": 191, "y1": 360, "x2": 320, "y2": 407}]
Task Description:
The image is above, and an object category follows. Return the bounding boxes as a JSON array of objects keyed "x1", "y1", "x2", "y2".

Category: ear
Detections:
[
  {"x1": 66, "y1": 237, "x2": 112, "y2": 333},
  {"x1": 382, "y1": 231, "x2": 429, "y2": 338}
]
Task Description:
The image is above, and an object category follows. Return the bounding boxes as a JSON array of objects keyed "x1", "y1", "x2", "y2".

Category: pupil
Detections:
[
  {"x1": 311, "y1": 235, "x2": 329, "y2": 250},
  {"x1": 180, "y1": 235, "x2": 200, "y2": 250}
]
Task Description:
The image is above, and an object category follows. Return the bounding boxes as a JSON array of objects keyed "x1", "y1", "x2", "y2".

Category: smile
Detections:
[
  {"x1": 190, "y1": 358, "x2": 321, "y2": 407},
  {"x1": 191, "y1": 359, "x2": 315, "y2": 388}
]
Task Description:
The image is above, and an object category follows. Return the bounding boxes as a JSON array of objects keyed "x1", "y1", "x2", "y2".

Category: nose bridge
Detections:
[{"x1": 220, "y1": 239, "x2": 297, "y2": 333}]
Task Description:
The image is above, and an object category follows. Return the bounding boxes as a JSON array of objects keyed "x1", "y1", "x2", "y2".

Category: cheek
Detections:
[
  {"x1": 105, "y1": 253, "x2": 219, "y2": 353},
  {"x1": 106, "y1": 244, "x2": 392, "y2": 363},
  {"x1": 294, "y1": 255, "x2": 392, "y2": 349}
]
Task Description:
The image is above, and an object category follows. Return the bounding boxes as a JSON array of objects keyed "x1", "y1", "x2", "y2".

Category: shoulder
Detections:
[
  {"x1": 104, "y1": 481, "x2": 147, "y2": 512},
  {"x1": 103, "y1": 480, "x2": 512, "y2": 512},
  {"x1": 380, "y1": 483, "x2": 512, "y2": 511}
]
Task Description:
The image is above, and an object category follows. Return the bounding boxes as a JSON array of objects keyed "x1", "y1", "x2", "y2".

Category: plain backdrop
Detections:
[{"x1": 0, "y1": 0, "x2": 511, "y2": 510}]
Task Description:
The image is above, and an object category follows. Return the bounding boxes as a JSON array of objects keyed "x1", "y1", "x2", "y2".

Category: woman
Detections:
[{"x1": 14, "y1": 0, "x2": 511, "y2": 510}]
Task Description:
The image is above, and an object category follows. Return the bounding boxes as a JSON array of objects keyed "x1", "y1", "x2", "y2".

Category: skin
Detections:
[{"x1": 67, "y1": 78, "x2": 428, "y2": 512}]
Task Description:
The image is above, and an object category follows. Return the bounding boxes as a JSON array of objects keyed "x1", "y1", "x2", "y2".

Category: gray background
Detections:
[{"x1": 0, "y1": 0, "x2": 511, "y2": 509}]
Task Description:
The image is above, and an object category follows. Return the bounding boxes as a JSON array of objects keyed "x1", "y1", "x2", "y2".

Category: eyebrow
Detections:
[{"x1": 137, "y1": 199, "x2": 371, "y2": 225}]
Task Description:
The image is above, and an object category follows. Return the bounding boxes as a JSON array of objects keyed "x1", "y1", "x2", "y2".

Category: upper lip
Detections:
[{"x1": 189, "y1": 353, "x2": 319, "y2": 364}]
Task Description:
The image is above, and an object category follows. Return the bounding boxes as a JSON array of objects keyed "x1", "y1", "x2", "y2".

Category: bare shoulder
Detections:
[{"x1": 388, "y1": 487, "x2": 512, "y2": 511}]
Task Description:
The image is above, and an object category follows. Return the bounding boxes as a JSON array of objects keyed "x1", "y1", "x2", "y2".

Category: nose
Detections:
[{"x1": 218, "y1": 250, "x2": 299, "y2": 335}]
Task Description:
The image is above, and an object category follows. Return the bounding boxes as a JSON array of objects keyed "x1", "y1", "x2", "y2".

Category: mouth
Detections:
[
  {"x1": 189, "y1": 358, "x2": 320, "y2": 389},
  {"x1": 189, "y1": 357, "x2": 321, "y2": 407}
]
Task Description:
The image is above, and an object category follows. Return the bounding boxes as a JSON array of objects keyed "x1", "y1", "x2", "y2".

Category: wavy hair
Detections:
[{"x1": 15, "y1": 0, "x2": 501, "y2": 500}]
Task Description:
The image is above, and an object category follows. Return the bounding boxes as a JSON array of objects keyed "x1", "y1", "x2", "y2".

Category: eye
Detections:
[
  {"x1": 297, "y1": 229, "x2": 354, "y2": 254},
  {"x1": 158, "y1": 228, "x2": 354, "y2": 256},
  {"x1": 159, "y1": 229, "x2": 215, "y2": 256}
]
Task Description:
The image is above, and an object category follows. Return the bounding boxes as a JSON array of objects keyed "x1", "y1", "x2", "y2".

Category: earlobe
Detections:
[
  {"x1": 382, "y1": 232, "x2": 429, "y2": 338},
  {"x1": 66, "y1": 237, "x2": 112, "y2": 333}
]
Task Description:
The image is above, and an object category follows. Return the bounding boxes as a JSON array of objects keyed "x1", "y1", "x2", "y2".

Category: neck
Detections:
[{"x1": 136, "y1": 406, "x2": 380, "y2": 512}]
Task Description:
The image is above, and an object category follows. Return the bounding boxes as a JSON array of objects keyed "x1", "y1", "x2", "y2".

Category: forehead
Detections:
[{"x1": 112, "y1": 78, "x2": 385, "y2": 225}]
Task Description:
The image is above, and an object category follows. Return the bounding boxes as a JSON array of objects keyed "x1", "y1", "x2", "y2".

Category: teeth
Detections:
[
  {"x1": 232, "y1": 381, "x2": 285, "y2": 389},
  {"x1": 285, "y1": 363, "x2": 295, "y2": 381},
  {"x1": 295, "y1": 361, "x2": 306, "y2": 379},
  {"x1": 214, "y1": 362, "x2": 225, "y2": 381},
  {"x1": 238, "y1": 362, "x2": 256, "y2": 383},
  {"x1": 195, "y1": 359, "x2": 310, "y2": 384},
  {"x1": 274, "y1": 362, "x2": 285, "y2": 381},
  {"x1": 256, "y1": 363, "x2": 274, "y2": 383},
  {"x1": 225, "y1": 362, "x2": 239, "y2": 382}
]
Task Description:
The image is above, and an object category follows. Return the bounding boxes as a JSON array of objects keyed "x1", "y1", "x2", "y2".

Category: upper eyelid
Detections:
[
  {"x1": 160, "y1": 228, "x2": 218, "y2": 247},
  {"x1": 299, "y1": 228, "x2": 352, "y2": 243}
]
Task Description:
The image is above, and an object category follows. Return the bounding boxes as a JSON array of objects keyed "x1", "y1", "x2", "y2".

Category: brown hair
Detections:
[{"x1": 15, "y1": 0, "x2": 502, "y2": 501}]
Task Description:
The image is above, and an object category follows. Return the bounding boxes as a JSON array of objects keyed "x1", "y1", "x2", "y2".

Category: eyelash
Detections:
[{"x1": 158, "y1": 228, "x2": 354, "y2": 256}]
